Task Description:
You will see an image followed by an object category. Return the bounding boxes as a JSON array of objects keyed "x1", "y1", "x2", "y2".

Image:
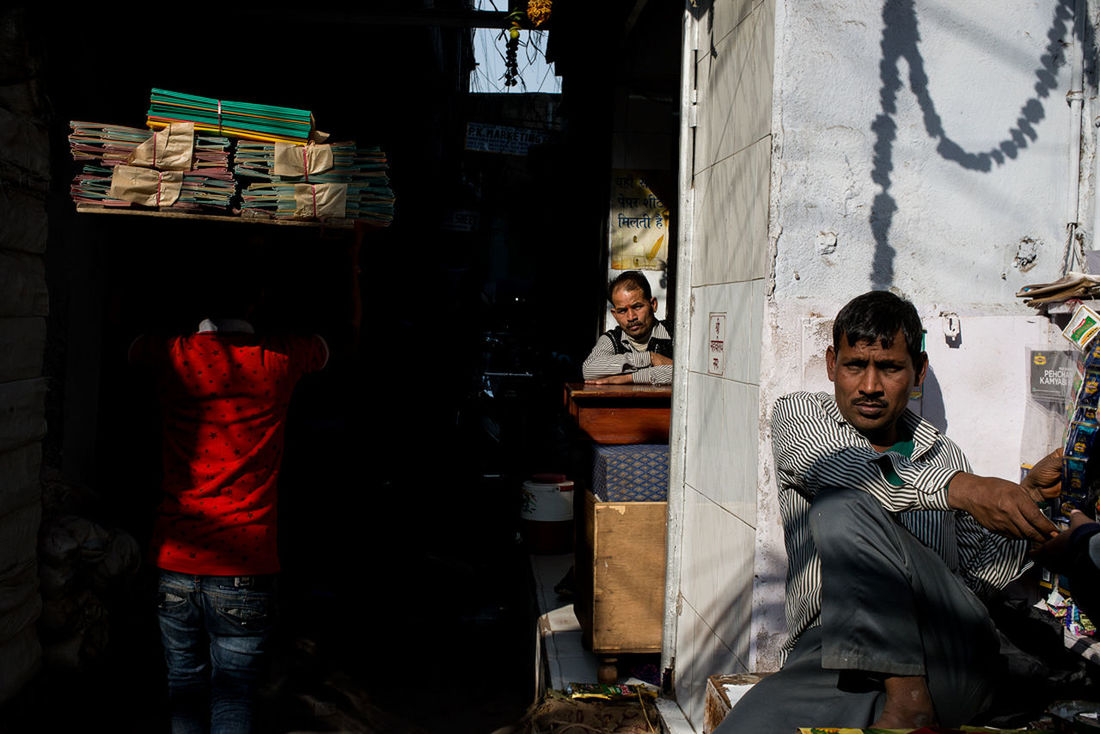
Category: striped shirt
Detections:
[
  {"x1": 771, "y1": 391, "x2": 1027, "y2": 658},
  {"x1": 581, "y1": 321, "x2": 674, "y2": 385}
]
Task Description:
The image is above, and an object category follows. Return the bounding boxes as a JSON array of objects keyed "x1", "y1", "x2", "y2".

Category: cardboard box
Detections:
[{"x1": 575, "y1": 490, "x2": 666, "y2": 654}]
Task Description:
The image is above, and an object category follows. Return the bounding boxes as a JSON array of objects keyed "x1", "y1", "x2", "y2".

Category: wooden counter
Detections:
[{"x1": 563, "y1": 382, "x2": 672, "y2": 445}]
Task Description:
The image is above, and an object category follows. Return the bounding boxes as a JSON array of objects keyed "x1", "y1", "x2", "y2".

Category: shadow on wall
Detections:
[
  {"x1": 687, "y1": 1, "x2": 716, "y2": 50},
  {"x1": 870, "y1": 0, "x2": 1086, "y2": 288},
  {"x1": 917, "y1": 365, "x2": 947, "y2": 434}
]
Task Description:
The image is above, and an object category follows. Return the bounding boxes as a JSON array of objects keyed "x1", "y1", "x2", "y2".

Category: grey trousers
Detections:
[{"x1": 714, "y1": 487, "x2": 1000, "y2": 733}]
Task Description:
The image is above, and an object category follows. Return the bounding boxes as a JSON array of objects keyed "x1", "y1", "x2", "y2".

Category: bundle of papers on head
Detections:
[{"x1": 67, "y1": 89, "x2": 394, "y2": 224}]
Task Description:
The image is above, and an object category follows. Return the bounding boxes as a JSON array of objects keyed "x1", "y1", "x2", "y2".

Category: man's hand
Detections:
[
  {"x1": 651, "y1": 353, "x2": 673, "y2": 367},
  {"x1": 1021, "y1": 448, "x2": 1063, "y2": 501},
  {"x1": 1031, "y1": 509, "x2": 1095, "y2": 572},
  {"x1": 584, "y1": 373, "x2": 635, "y2": 385},
  {"x1": 947, "y1": 472, "x2": 1058, "y2": 542}
]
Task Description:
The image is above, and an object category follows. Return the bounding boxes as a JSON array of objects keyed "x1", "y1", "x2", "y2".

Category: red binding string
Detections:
[
  {"x1": 310, "y1": 184, "x2": 318, "y2": 217},
  {"x1": 152, "y1": 132, "x2": 157, "y2": 168},
  {"x1": 303, "y1": 148, "x2": 309, "y2": 183},
  {"x1": 217, "y1": 100, "x2": 223, "y2": 135},
  {"x1": 156, "y1": 171, "x2": 163, "y2": 207}
]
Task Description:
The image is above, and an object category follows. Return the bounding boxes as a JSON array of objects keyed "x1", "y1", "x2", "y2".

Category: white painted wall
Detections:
[
  {"x1": 669, "y1": 0, "x2": 1089, "y2": 729},
  {"x1": 770, "y1": 0, "x2": 1073, "y2": 301}
]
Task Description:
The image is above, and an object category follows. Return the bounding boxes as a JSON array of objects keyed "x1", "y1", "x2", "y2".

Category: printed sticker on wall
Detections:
[{"x1": 708, "y1": 313, "x2": 727, "y2": 376}]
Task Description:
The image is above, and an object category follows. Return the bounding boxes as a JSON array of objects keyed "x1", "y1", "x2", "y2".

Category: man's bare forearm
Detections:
[{"x1": 947, "y1": 471, "x2": 1057, "y2": 542}]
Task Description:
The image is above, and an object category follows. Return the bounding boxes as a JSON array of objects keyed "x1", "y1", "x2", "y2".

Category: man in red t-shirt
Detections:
[{"x1": 131, "y1": 318, "x2": 327, "y2": 733}]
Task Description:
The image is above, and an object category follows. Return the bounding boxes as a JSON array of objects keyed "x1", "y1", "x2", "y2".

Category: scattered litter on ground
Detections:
[{"x1": 493, "y1": 689, "x2": 660, "y2": 734}]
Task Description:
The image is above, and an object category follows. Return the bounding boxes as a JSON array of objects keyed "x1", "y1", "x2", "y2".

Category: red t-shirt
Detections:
[{"x1": 131, "y1": 330, "x2": 328, "y2": 575}]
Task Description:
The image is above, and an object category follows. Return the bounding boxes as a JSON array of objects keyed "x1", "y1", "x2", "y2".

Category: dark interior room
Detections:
[{"x1": 0, "y1": 2, "x2": 684, "y2": 731}]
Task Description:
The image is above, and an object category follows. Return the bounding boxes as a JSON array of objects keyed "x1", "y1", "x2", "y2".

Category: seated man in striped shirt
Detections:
[
  {"x1": 582, "y1": 271, "x2": 673, "y2": 386},
  {"x1": 717, "y1": 290, "x2": 1063, "y2": 732}
]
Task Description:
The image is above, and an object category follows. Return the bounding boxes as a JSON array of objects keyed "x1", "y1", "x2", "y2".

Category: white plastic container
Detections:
[{"x1": 520, "y1": 476, "x2": 574, "y2": 554}]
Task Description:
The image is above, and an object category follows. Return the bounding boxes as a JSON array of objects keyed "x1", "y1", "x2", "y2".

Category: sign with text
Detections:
[
  {"x1": 465, "y1": 122, "x2": 550, "y2": 156},
  {"x1": 708, "y1": 313, "x2": 727, "y2": 376},
  {"x1": 441, "y1": 209, "x2": 479, "y2": 232},
  {"x1": 1029, "y1": 348, "x2": 1076, "y2": 402},
  {"x1": 609, "y1": 171, "x2": 669, "y2": 271}
]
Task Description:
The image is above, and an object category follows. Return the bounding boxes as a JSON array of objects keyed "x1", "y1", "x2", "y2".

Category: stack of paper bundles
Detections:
[
  {"x1": 236, "y1": 140, "x2": 394, "y2": 225},
  {"x1": 68, "y1": 121, "x2": 236, "y2": 210},
  {"x1": 70, "y1": 165, "x2": 236, "y2": 210},
  {"x1": 69, "y1": 121, "x2": 231, "y2": 170}
]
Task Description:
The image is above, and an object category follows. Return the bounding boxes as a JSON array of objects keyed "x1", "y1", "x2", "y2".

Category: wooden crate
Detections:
[
  {"x1": 704, "y1": 673, "x2": 770, "y2": 732},
  {"x1": 575, "y1": 490, "x2": 667, "y2": 655}
]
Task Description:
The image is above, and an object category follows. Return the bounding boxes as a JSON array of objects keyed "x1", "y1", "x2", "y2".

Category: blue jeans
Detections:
[{"x1": 157, "y1": 570, "x2": 278, "y2": 734}]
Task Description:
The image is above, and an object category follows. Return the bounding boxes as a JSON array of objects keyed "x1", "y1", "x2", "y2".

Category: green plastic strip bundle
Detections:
[{"x1": 146, "y1": 89, "x2": 314, "y2": 144}]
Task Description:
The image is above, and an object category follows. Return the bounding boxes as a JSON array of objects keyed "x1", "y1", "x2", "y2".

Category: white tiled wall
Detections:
[
  {"x1": 674, "y1": 601, "x2": 704, "y2": 725},
  {"x1": 675, "y1": 597, "x2": 746, "y2": 727},
  {"x1": 688, "y1": 281, "x2": 764, "y2": 386},
  {"x1": 710, "y1": 0, "x2": 762, "y2": 44},
  {"x1": 685, "y1": 373, "x2": 759, "y2": 522},
  {"x1": 672, "y1": 0, "x2": 775, "y2": 725},
  {"x1": 696, "y1": 0, "x2": 774, "y2": 165},
  {"x1": 693, "y1": 136, "x2": 771, "y2": 286},
  {"x1": 681, "y1": 488, "x2": 755, "y2": 662}
]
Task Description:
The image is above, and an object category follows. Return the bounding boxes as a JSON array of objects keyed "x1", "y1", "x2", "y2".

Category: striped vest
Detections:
[{"x1": 604, "y1": 321, "x2": 673, "y2": 357}]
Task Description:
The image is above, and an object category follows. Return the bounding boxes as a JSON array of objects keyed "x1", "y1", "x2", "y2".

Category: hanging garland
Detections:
[
  {"x1": 500, "y1": 2, "x2": 551, "y2": 89},
  {"x1": 504, "y1": 10, "x2": 522, "y2": 87}
]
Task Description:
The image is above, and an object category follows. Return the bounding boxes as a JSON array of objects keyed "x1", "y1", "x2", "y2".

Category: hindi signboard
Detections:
[{"x1": 609, "y1": 171, "x2": 669, "y2": 270}]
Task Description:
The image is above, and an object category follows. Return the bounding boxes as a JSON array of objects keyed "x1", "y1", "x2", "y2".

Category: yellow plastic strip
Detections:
[{"x1": 147, "y1": 120, "x2": 302, "y2": 144}]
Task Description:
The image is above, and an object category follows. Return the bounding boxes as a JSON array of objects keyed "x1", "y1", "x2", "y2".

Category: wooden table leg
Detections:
[{"x1": 597, "y1": 656, "x2": 619, "y2": 684}]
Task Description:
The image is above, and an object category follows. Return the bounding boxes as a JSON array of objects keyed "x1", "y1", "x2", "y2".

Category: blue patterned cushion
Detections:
[{"x1": 592, "y1": 444, "x2": 669, "y2": 502}]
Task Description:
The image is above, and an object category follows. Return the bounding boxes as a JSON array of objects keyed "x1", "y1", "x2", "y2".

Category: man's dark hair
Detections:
[
  {"x1": 608, "y1": 270, "x2": 652, "y2": 302},
  {"x1": 833, "y1": 291, "x2": 924, "y2": 366}
]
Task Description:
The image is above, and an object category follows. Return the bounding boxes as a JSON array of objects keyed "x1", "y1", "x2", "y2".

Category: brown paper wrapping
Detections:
[
  {"x1": 293, "y1": 183, "x2": 346, "y2": 219},
  {"x1": 309, "y1": 118, "x2": 330, "y2": 144},
  {"x1": 273, "y1": 142, "x2": 334, "y2": 177},
  {"x1": 127, "y1": 122, "x2": 194, "y2": 171},
  {"x1": 108, "y1": 165, "x2": 182, "y2": 207}
]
